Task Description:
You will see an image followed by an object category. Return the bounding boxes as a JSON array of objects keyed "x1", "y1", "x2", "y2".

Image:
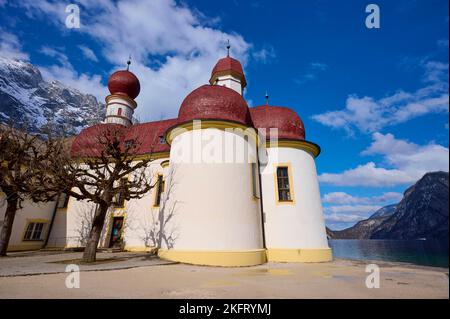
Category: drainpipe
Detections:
[{"x1": 44, "y1": 192, "x2": 60, "y2": 248}]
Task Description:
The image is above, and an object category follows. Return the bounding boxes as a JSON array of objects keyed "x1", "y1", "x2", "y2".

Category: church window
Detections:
[
  {"x1": 276, "y1": 166, "x2": 292, "y2": 202},
  {"x1": 118, "y1": 108, "x2": 122, "y2": 116},
  {"x1": 124, "y1": 139, "x2": 134, "y2": 150},
  {"x1": 23, "y1": 222, "x2": 45, "y2": 241},
  {"x1": 154, "y1": 175, "x2": 165, "y2": 207},
  {"x1": 251, "y1": 163, "x2": 260, "y2": 199},
  {"x1": 113, "y1": 178, "x2": 127, "y2": 207}
]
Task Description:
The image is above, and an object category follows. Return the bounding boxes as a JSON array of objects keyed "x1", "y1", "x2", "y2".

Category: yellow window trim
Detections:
[
  {"x1": 160, "y1": 160, "x2": 170, "y2": 168},
  {"x1": 273, "y1": 163, "x2": 296, "y2": 205}
]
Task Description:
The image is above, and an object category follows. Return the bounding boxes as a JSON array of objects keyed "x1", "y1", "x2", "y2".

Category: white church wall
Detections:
[
  {"x1": 163, "y1": 128, "x2": 264, "y2": 251},
  {"x1": 63, "y1": 157, "x2": 169, "y2": 251},
  {"x1": 260, "y1": 147, "x2": 330, "y2": 251},
  {"x1": 215, "y1": 74, "x2": 243, "y2": 95},
  {"x1": 0, "y1": 193, "x2": 56, "y2": 251}
]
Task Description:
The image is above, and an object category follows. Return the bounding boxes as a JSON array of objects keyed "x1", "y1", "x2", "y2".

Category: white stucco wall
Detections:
[
  {"x1": 260, "y1": 147, "x2": 329, "y2": 249},
  {"x1": 63, "y1": 158, "x2": 169, "y2": 250},
  {"x1": 164, "y1": 128, "x2": 264, "y2": 251},
  {"x1": 0, "y1": 193, "x2": 56, "y2": 251},
  {"x1": 215, "y1": 74, "x2": 243, "y2": 95}
]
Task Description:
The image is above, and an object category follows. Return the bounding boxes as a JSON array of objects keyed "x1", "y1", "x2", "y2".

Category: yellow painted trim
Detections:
[
  {"x1": 124, "y1": 246, "x2": 157, "y2": 253},
  {"x1": 165, "y1": 120, "x2": 258, "y2": 146},
  {"x1": 105, "y1": 94, "x2": 137, "y2": 108},
  {"x1": 158, "y1": 249, "x2": 267, "y2": 267},
  {"x1": 266, "y1": 140, "x2": 321, "y2": 158},
  {"x1": 160, "y1": 160, "x2": 170, "y2": 168},
  {"x1": 266, "y1": 248, "x2": 333, "y2": 263},
  {"x1": 7, "y1": 243, "x2": 44, "y2": 252},
  {"x1": 209, "y1": 70, "x2": 247, "y2": 87},
  {"x1": 132, "y1": 152, "x2": 170, "y2": 161},
  {"x1": 273, "y1": 162, "x2": 296, "y2": 205}
]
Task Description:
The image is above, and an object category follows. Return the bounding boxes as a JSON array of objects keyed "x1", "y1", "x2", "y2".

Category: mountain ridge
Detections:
[
  {"x1": 0, "y1": 55, "x2": 104, "y2": 134},
  {"x1": 329, "y1": 171, "x2": 449, "y2": 241}
]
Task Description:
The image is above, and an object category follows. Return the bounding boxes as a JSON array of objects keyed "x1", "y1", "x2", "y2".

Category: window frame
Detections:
[
  {"x1": 113, "y1": 178, "x2": 128, "y2": 208},
  {"x1": 274, "y1": 163, "x2": 295, "y2": 205},
  {"x1": 153, "y1": 174, "x2": 165, "y2": 207},
  {"x1": 22, "y1": 221, "x2": 48, "y2": 242}
]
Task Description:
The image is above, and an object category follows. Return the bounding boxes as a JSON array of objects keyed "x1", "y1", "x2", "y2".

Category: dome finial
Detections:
[
  {"x1": 126, "y1": 54, "x2": 131, "y2": 71},
  {"x1": 226, "y1": 39, "x2": 231, "y2": 57},
  {"x1": 265, "y1": 91, "x2": 269, "y2": 106}
]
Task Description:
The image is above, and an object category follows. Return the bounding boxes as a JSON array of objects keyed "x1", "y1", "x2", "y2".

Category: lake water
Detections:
[{"x1": 328, "y1": 239, "x2": 449, "y2": 268}]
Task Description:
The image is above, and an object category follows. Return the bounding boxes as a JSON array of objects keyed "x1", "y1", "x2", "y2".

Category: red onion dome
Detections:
[
  {"x1": 178, "y1": 85, "x2": 252, "y2": 126},
  {"x1": 250, "y1": 105, "x2": 306, "y2": 140},
  {"x1": 107, "y1": 70, "x2": 141, "y2": 99},
  {"x1": 210, "y1": 56, "x2": 247, "y2": 87}
]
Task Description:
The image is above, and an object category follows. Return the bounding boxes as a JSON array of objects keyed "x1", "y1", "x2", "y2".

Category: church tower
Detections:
[
  {"x1": 105, "y1": 60, "x2": 140, "y2": 127},
  {"x1": 209, "y1": 43, "x2": 247, "y2": 95}
]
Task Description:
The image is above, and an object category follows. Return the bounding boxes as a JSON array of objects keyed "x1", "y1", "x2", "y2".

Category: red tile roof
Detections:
[
  {"x1": 108, "y1": 70, "x2": 141, "y2": 100},
  {"x1": 71, "y1": 119, "x2": 177, "y2": 157},
  {"x1": 250, "y1": 105, "x2": 306, "y2": 141},
  {"x1": 178, "y1": 85, "x2": 252, "y2": 126},
  {"x1": 210, "y1": 56, "x2": 247, "y2": 87}
]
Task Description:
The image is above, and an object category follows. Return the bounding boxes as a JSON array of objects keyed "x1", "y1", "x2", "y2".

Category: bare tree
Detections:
[
  {"x1": 47, "y1": 125, "x2": 156, "y2": 262},
  {"x1": 0, "y1": 123, "x2": 59, "y2": 256}
]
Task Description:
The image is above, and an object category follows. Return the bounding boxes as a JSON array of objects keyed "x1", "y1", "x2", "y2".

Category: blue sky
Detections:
[{"x1": 0, "y1": 0, "x2": 448, "y2": 229}]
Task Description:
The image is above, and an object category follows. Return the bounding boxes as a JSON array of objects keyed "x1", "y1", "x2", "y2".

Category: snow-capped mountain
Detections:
[{"x1": 0, "y1": 56, "x2": 104, "y2": 134}]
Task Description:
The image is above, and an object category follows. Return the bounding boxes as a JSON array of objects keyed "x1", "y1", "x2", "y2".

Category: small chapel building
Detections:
[{"x1": 1, "y1": 53, "x2": 332, "y2": 266}]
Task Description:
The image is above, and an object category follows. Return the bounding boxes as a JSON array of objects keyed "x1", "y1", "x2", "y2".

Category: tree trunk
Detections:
[
  {"x1": 82, "y1": 203, "x2": 108, "y2": 263},
  {"x1": 0, "y1": 197, "x2": 18, "y2": 256}
]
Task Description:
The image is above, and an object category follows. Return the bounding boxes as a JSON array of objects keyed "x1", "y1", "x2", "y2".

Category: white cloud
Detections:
[
  {"x1": 319, "y1": 132, "x2": 449, "y2": 187},
  {"x1": 252, "y1": 45, "x2": 276, "y2": 64},
  {"x1": 324, "y1": 204, "x2": 382, "y2": 225},
  {"x1": 312, "y1": 60, "x2": 449, "y2": 134},
  {"x1": 17, "y1": 0, "x2": 257, "y2": 121},
  {"x1": 322, "y1": 191, "x2": 402, "y2": 205},
  {"x1": 294, "y1": 61, "x2": 328, "y2": 85},
  {"x1": 78, "y1": 45, "x2": 98, "y2": 62},
  {"x1": 0, "y1": 29, "x2": 29, "y2": 60}
]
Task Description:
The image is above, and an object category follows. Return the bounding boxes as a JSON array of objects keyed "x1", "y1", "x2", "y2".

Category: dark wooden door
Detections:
[{"x1": 109, "y1": 217, "x2": 124, "y2": 248}]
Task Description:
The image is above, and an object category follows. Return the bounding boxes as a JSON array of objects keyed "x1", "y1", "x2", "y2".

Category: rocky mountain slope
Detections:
[
  {"x1": 0, "y1": 56, "x2": 104, "y2": 134},
  {"x1": 331, "y1": 205, "x2": 396, "y2": 239},
  {"x1": 330, "y1": 172, "x2": 449, "y2": 241},
  {"x1": 371, "y1": 171, "x2": 449, "y2": 240}
]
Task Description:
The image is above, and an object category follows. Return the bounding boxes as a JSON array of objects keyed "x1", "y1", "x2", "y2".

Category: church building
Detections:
[{"x1": 1, "y1": 52, "x2": 332, "y2": 266}]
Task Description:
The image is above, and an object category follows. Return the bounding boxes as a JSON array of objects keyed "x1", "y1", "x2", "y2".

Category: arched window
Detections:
[{"x1": 118, "y1": 108, "x2": 122, "y2": 116}]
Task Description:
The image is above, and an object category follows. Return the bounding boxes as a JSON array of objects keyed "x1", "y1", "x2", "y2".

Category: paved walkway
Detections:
[
  {"x1": 0, "y1": 251, "x2": 448, "y2": 298},
  {"x1": 0, "y1": 250, "x2": 174, "y2": 277}
]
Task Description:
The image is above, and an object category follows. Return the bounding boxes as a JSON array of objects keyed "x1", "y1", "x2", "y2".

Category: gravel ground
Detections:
[
  {"x1": 0, "y1": 250, "x2": 174, "y2": 277},
  {"x1": 0, "y1": 251, "x2": 448, "y2": 298}
]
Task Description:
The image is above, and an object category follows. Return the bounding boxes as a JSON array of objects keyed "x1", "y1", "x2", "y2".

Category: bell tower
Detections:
[
  {"x1": 209, "y1": 42, "x2": 247, "y2": 95},
  {"x1": 105, "y1": 58, "x2": 140, "y2": 127}
]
